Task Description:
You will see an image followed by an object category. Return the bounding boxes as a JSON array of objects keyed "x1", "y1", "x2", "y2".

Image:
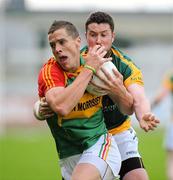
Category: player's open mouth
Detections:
[{"x1": 59, "y1": 56, "x2": 68, "y2": 63}]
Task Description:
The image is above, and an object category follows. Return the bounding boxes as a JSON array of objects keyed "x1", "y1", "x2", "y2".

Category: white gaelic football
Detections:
[
  {"x1": 86, "y1": 61, "x2": 117, "y2": 96},
  {"x1": 33, "y1": 100, "x2": 45, "y2": 121}
]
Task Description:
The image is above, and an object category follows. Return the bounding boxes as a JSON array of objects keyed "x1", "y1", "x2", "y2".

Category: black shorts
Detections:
[{"x1": 119, "y1": 157, "x2": 145, "y2": 180}]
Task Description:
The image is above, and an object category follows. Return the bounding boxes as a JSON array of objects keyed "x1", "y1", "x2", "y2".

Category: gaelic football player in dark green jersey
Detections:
[{"x1": 82, "y1": 11, "x2": 159, "y2": 180}]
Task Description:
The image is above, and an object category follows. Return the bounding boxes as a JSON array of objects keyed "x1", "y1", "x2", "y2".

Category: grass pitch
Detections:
[
  {"x1": 136, "y1": 127, "x2": 166, "y2": 180},
  {"x1": 0, "y1": 127, "x2": 166, "y2": 180}
]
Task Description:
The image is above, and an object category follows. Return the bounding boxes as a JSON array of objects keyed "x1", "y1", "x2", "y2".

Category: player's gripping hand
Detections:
[{"x1": 33, "y1": 97, "x2": 54, "y2": 120}]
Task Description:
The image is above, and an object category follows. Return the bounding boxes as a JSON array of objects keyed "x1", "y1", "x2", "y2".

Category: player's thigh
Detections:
[
  {"x1": 77, "y1": 153, "x2": 116, "y2": 180},
  {"x1": 122, "y1": 168, "x2": 149, "y2": 180},
  {"x1": 119, "y1": 156, "x2": 146, "y2": 180},
  {"x1": 81, "y1": 133, "x2": 121, "y2": 177},
  {"x1": 72, "y1": 160, "x2": 115, "y2": 180},
  {"x1": 75, "y1": 133, "x2": 121, "y2": 180},
  {"x1": 60, "y1": 133, "x2": 121, "y2": 180},
  {"x1": 59, "y1": 154, "x2": 80, "y2": 180},
  {"x1": 71, "y1": 163, "x2": 101, "y2": 180}
]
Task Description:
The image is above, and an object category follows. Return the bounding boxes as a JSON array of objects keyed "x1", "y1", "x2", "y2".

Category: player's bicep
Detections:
[{"x1": 127, "y1": 84, "x2": 146, "y2": 101}]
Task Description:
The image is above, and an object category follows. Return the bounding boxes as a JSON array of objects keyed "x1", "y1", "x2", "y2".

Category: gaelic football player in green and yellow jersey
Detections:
[{"x1": 36, "y1": 20, "x2": 135, "y2": 180}]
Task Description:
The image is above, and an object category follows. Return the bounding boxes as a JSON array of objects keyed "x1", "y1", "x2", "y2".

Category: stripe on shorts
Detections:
[{"x1": 99, "y1": 133, "x2": 112, "y2": 160}]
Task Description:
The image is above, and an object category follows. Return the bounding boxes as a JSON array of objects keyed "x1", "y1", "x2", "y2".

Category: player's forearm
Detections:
[
  {"x1": 109, "y1": 87, "x2": 134, "y2": 115},
  {"x1": 118, "y1": 90, "x2": 134, "y2": 115},
  {"x1": 134, "y1": 93, "x2": 151, "y2": 122},
  {"x1": 127, "y1": 84, "x2": 152, "y2": 121},
  {"x1": 46, "y1": 68, "x2": 93, "y2": 116}
]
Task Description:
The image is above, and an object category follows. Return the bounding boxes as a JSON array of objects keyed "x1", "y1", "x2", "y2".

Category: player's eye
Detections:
[
  {"x1": 50, "y1": 43, "x2": 55, "y2": 49},
  {"x1": 90, "y1": 33, "x2": 97, "y2": 37},
  {"x1": 59, "y1": 40, "x2": 65, "y2": 45},
  {"x1": 101, "y1": 33, "x2": 107, "y2": 37}
]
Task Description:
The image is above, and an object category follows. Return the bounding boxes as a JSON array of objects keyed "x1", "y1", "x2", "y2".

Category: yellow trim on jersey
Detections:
[
  {"x1": 164, "y1": 78, "x2": 172, "y2": 90},
  {"x1": 124, "y1": 70, "x2": 144, "y2": 87},
  {"x1": 111, "y1": 48, "x2": 144, "y2": 88},
  {"x1": 163, "y1": 71, "x2": 173, "y2": 91},
  {"x1": 42, "y1": 61, "x2": 56, "y2": 89},
  {"x1": 63, "y1": 72, "x2": 68, "y2": 87},
  {"x1": 108, "y1": 118, "x2": 131, "y2": 135},
  {"x1": 63, "y1": 93, "x2": 102, "y2": 119},
  {"x1": 57, "y1": 93, "x2": 102, "y2": 126}
]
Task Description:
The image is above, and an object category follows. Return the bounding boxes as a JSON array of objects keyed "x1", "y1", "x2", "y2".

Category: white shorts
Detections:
[
  {"x1": 113, "y1": 127, "x2": 141, "y2": 161},
  {"x1": 59, "y1": 133, "x2": 121, "y2": 180},
  {"x1": 164, "y1": 123, "x2": 173, "y2": 151}
]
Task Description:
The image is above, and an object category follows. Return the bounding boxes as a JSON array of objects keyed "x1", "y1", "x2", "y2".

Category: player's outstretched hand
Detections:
[{"x1": 139, "y1": 113, "x2": 160, "y2": 132}]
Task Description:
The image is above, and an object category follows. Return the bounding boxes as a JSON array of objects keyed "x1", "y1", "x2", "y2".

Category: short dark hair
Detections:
[
  {"x1": 48, "y1": 20, "x2": 79, "y2": 38},
  {"x1": 85, "y1": 11, "x2": 114, "y2": 32}
]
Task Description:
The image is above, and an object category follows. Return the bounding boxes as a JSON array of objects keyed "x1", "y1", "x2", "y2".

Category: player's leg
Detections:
[
  {"x1": 165, "y1": 123, "x2": 173, "y2": 180},
  {"x1": 167, "y1": 150, "x2": 173, "y2": 180},
  {"x1": 120, "y1": 157, "x2": 148, "y2": 180},
  {"x1": 59, "y1": 154, "x2": 81, "y2": 180},
  {"x1": 71, "y1": 133, "x2": 121, "y2": 180},
  {"x1": 114, "y1": 127, "x2": 149, "y2": 180},
  {"x1": 71, "y1": 163, "x2": 101, "y2": 180}
]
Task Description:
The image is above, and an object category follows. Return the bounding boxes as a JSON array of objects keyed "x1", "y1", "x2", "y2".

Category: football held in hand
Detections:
[{"x1": 87, "y1": 61, "x2": 117, "y2": 96}]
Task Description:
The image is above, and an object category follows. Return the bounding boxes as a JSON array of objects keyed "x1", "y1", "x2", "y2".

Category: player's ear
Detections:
[
  {"x1": 76, "y1": 36, "x2": 81, "y2": 48},
  {"x1": 76, "y1": 36, "x2": 81, "y2": 43}
]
